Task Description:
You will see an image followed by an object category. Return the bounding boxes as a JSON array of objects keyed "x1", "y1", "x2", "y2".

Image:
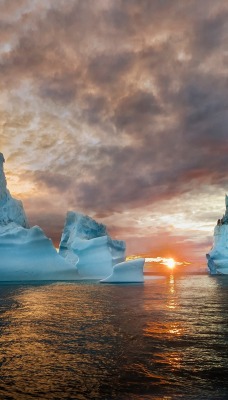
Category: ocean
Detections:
[{"x1": 0, "y1": 274, "x2": 227, "y2": 400}]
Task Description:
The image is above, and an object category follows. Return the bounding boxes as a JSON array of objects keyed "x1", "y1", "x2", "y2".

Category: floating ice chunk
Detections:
[{"x1": 100, "y1": 258, "x2": 145, "y2": 283}]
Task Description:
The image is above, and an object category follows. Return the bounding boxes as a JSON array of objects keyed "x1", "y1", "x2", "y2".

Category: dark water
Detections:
[{"x1": 0, "y1": 275, "x2": 228, "y2": 400}]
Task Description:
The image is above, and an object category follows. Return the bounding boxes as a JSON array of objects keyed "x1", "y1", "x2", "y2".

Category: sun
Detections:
[{"x1": 166, "y1": 258, "x2": 176, "y2": 269}]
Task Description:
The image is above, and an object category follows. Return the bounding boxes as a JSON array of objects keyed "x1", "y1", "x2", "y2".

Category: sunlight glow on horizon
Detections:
[
  {"x1": 144, "y1": 257, "x2": 185, "y2": 266},
  {"x1": 127, "y1": 255, "x2": 192, "y2": 268},
  {"x1": 165, "y1": 258, "x2": 176, "y2": 269}
]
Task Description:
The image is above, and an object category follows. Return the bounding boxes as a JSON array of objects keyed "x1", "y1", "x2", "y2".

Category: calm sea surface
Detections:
[{"x1": 0, "y1": 274, "x2": 228, "y2": 400}]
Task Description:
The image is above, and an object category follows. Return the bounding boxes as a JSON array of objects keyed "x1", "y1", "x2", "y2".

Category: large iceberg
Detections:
[
  {"x1": 100, "y1": 258, "x2": 145, "y2": 283},
  {"x1": 59, "y1": 211, "x2": 126, "y2": 279},
  {"x1": 206, "y1": 195, "x2": 228, "y2": 275},
  {"x1": 0, "y1": 153, "x2": 78, "y2": 281},
  {"x1": 0, "y1": 152, "x2": 144, "y2": 283}
]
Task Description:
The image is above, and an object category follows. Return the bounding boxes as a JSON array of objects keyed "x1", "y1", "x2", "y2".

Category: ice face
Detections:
[
  {"x1": 0, "y1": 154, "x2": 29, "y2": 228},
  {"x1": 100, "y1": 258, "x2": 145, "y2": 283},
  {"x1": 59, "y1": 211, "x2": 126, "y2": 278},
  {"x1": 0, "y1": 195, "x2": 30, "y2": 228},
  {"x1": 70, "y1": 236, "x2": 114, "y2": 278}
]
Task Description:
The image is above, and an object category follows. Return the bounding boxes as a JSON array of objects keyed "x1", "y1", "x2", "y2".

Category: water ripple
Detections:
[{"x1": 0, "y1": 276, "x2": 227, "y2": 399}]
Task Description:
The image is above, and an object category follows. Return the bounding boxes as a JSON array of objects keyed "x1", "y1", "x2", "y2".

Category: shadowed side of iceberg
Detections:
[
  {"x1": 207, "y1": 215, "x2": 228, "y2": 274},
  {"x1": 207, "y1": 195, "x2": 228, "y2": 275},
  {"x1": 100, "y1": 258, "x2": 145, "y2": 283},
  {"x1": 206, "y1": 253, "x2": 228, "y2": 275},
  {"x1": 59, "y1": 211, "x2": 126, "y2": 279}
]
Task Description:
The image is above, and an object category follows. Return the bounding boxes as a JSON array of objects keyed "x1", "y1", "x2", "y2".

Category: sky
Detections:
[{"x1": 0, "y1": 0, "x2": 228, "y2": 268}]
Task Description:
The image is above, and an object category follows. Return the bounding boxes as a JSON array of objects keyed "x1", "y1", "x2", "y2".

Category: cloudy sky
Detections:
[{"x1": 0, "y1": 0, "x2": 228, "y2": 267}]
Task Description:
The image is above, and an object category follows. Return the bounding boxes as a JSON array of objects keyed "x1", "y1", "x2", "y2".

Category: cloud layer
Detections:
[{"x1": 0, "y1": 0, "x2": 228, "y2": 263}]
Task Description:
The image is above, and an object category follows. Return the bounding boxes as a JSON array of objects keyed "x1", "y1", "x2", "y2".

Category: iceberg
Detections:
[
  {"x1": 59, "y1": 211, "x2": 126, "y2": 279},
  {"x1": 0, "y1": 152, "x2": 144, "y2": 283},
  {"x1": 207, "y1": 195, "x2": 228, "y2": 275},
  {"x1": 0, "y1": 153, "x2": 79, "y2": 281},
  {"x1": 100, "y1": 258, "x2": 145, "y2": 283}
]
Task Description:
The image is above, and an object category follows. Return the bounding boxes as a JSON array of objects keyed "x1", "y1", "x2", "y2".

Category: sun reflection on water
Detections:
[
  {"x1": 166, "y1": 274, "x2": 178, "y2": 310},
  {"x1": 142, "y1": 275, "x2": 186, "y2": 386},
  {"x1": 144, "y1": 320, "x2": 184, "y2": 338}
]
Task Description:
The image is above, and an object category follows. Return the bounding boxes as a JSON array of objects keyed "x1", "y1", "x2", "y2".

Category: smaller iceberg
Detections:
[
  {"x1": 59, "y1": 211, "x2": 126, "y2": 279},
  {"x1": 100, "y1": 258, "x2": 145, "y2": 283},
  {"x1": 207, "y1": 195, "x2": 228, "y2": 275}
]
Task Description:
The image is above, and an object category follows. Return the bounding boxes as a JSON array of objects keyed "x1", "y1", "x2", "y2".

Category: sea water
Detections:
[{"x1": 0, "y1": 274, "x2": 227, "y2": 400}]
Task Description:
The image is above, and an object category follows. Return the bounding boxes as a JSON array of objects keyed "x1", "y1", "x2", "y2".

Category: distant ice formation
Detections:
[
  {"x1": 207, "y1": 195, "x2": 228, "y2": 275},
  {"x1": 100, "y1": 258, "x2": 145, "y2": 283},
  {"x1": 0, "y1": 153, "x2": 78, "y2": 281},
  {"x1": 59, "y1": 211, "x2": 126, "y2": 279}
]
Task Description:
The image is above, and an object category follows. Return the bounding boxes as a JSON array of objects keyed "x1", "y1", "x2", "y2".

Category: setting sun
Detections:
[{"x1": 166, "y1": 258, "x2": 176, "y2": 269}]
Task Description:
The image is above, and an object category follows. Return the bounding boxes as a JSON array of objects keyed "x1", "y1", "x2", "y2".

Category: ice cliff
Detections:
[
  {"x1": 59, "y1": 211, "x2": 126, "y2": 279},
  {"x1": 206, "y1": 195, "x2": 228, "y2": 275},
  {"x1": 0, "y1": 153, "x2": 78, "y2": 281},
  {"x1": 0, "y1": 153, "x2": 29, "y2": 228}
]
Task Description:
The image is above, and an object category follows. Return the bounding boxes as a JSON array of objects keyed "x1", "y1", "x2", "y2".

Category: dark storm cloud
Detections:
[
  {"x1": 39, "y1": 76, "x2": 78, "y2": 104},
  {"x1": 193, "y1": 10, "x2": 228, "y2": 56},
  {"x1": 87, "y1": 52, "x2": 134, "y2": 86},
  {"x1": 80, "y1": 93, "x2": 108, "y2": 125},
  {"x1": 30, "y1": 171, "x2": 73, "y2": 192},
  {"x1": 1, "y1": 0, "x2": 228, "y2": 217},
  {"x1": 114, "y1": 90, "x2": 162, "y2": 131}
]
